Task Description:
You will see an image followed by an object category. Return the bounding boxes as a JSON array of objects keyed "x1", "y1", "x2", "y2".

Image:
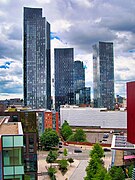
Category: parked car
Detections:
[
  {"x1": 58, "y1": 150, "x2": 63, "y2": 154},
  {"x1": 103, "y1": 148, "x2": 111, "y2": 152},
  {"x1": 74, "y1": 149, "x2": 82, "y2": 153},
  {"x1": 103, "y1": 133, "x2": 109, "y2": 138},
  {"x1": 59, "y1": 141, "x2": 63, "y2": 145}
]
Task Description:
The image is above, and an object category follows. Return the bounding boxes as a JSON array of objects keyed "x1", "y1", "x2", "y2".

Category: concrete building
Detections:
[
  {"x1": 23, "y1": 7, "x2": 51, "y2": 109},
  {"x1": 60, "y1": 106, "x2": 127, "y2": 129},
  {"x1": 93, "y1": 42, "x2": 114, "y2": 109}
]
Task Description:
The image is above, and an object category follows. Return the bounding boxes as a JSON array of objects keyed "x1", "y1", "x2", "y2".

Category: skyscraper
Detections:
[
  {"x1": 93, "y1": 41, "x2": 114, "y2": 109},
  {"x1": 23, "y1": 7, "x2": 51, "y2": 109},
  {"x1": 73, "y1": 60, "x2": 85, "y2": 92},
  {"x1": 54, "y1": 48, "x2": 74, "y2": 110}
]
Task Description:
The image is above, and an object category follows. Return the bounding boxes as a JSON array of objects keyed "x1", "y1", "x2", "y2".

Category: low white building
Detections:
[{"x1": 60, "y1": 106, "x2": 127, "y2": 129}]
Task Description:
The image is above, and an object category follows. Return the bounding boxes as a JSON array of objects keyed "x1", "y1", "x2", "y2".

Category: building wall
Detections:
[
  {"x1": 73, "y1": 60, "x2": 85, "y2": 92},
  {"x1": 23, "y1": 7, "x2": 51, "y2": 109},
  {"x1": 60, "y1": 107, "x2": 127, "y2": 129},
  {"x1": 55, "y1": 112, "x2": 59, "y2": 133},
  {"x1": 44, "y1": 111, "x2": 53, "y2": 129},
  {"x1": 127, "y1": 81, "x2": 135, "y2": 144},
  {"x1": 1, "y1": 135, "x2": 24, "y2": 179},
  {"x1": 93, "y1": 41, "x2": 114, "y2": 109},
  {"x1": 44, "y1": 111, "x2": 59, "y2": 133},
  {"x1": 54, "y1": 48, "x2": 74, "y2": 111}
]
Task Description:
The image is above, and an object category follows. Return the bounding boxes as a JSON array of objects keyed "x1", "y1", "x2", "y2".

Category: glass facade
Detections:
[
  {"x1": 93, "y1": 41, "x2": 114, "y2": 109},
  {"x1": 23, "y1": 7, "x2": 51, "y2": 109},
  {"x1": 73, "y1": 60, "x2": 85, "y2": 92},
  {"x1": 54, "y1": 48, "x2": 74, "y2": 111},
  {"x1": 75, "y1": 87, "x2": 91, "y2": 105},
  {"x1": 2, "y1": 135, "x2": 24, "y2": 180}
]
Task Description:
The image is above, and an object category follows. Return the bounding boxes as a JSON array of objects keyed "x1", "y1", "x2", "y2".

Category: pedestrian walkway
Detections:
[
  {"x1": 38, "y1": 154, "x2": 80, "y2": 180},
  {"x1": 69, "y1": 160, "x2": 88, "y2": 180}
]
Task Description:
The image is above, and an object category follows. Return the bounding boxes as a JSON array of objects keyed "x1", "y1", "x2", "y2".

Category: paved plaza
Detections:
[{"x1": 37, "y1": 146, "x2": 112, "y2": 180}]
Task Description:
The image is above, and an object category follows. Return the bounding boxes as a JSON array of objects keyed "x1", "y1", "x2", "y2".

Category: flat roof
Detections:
[
  {"x1": 0, "y1": 123, "x2": 18, "y2": 135},
  {"x1": 111, "y1": 135, "x2": 135, "y2": 150}
]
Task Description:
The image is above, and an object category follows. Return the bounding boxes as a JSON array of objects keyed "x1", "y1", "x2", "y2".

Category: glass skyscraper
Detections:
[
  {"x1": 54, "y1": 48, "x2": 74, "y2": 111},
  {"x1": 73, "y1": 60, "x2": 85, "y2": 92},
  {"x1": 93, "y1": 41, "x2": 114, "y2": 109},
  {"x1": 23, "y1": 7, "x2": 51, "y2": 109}
]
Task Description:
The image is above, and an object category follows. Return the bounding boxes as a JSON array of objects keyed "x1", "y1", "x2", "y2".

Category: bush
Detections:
[
  {"x1": 46, "y1": 150, "x2": 58, "y2": 163},
  {"x1": 59, "y1": 159, "x2": 68, "y2": 174},
  {"x1": 48, "y1": 166, "x2": 57, "y2": 179}
]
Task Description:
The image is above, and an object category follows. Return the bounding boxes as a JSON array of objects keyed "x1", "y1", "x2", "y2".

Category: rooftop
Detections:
[
  {"x1": 0, "y1": 123, "x2": 18, "y2": 135},
  {"x1": 111, "y1": 135, "x2": 135, "y2": 150}
]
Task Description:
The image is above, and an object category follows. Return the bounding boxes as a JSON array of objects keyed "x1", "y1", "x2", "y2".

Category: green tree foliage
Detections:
[
  {"x1": 48, "y1": 166, "x2": 57, "y2": 180},
  {"x1": 109, "y1": 166, "x2": 125, "y2": 180},
  {"x1": 61, "y1": 120, "x2": 69, "y2": 128},
  {"x1": 63, "y1": 148, "x2": 68, "y2": 157},
  {"x1": 68, "y1": 128, "x2": 87, "y2": 142},
  {"x1": 59, "y1": 159, "x2": 68, "y2": 173},
  {"x1": 40, "y1": 128, "x2": 59, "y2": 150},
  {"x1": 128, "y1": 164, "x2": 134, "y2": 178},
  {"x1": 104, "y1": 173, "x2": 112, "y2": 180},
  {"x1": 92, "y1": 167, "x2": 107, "y2": 180},
  {"x1": 90, "y1": 143, "x2": 104, "y2": 159},
  {"x1": 85, "y1": 143, "x2": 105, "y2": 180},
  {"x1": 85, "y1": 153, "x2": 103, "y2": 180},
  {"x1": 46, "y1": 150, "x2": 58, "y2": 163},
  {"x1": 61, "y1": 121, "x2": 73, "y2": 141}
]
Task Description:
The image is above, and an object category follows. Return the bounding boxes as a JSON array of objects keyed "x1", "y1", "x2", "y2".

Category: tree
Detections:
[
  {"x1": 90, "y1": 143, "x2": 104, "y2": 159},
  {"x1": 128, "y1": 164, "x2": 134, "y2": 178},
  {"x1": 40, "y1": 128, "x2": 59, "y2": 150},
  {"x1": 73, "y1": 128, "x2": 86, "y2": 142},
  {"x1": 46, "y1": 150, "x2": 58, "y2": 163},
  {"x1": 61, "y1": 120, "x2": 69, "y2": 128},
  {"x1": 68, "y1": 158, "x2": 74, "y2": 166},
  {"x1": 104, "y1": 173, "x2": 112, "y2": 180},
  {"x1": 109, "y1": 166, "x2": 125, "y2": 180},
  {"x1": 63, "y1": 148, "x2": 68, "y2": 157},
  {"x1": 61, "y1": 121, "x2": 73, "y2": 141},
  {"x1": 48, "y1": 166, "x2": 57, "y2": 180},
  {"x1": 85, "y1": 153, "x2": 103, "y2": 180},
  {"x1": 85, "y1": 144, "x2": 105, "y2": 180},
  {"x1": 59, "y1": 159, "x2": 68, "y2": 173},
  {"x1": 92, "y1": 167, "x2": 107, "y2": 180}
]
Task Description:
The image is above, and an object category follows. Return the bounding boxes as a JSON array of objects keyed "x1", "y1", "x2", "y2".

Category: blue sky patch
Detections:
[
  {"x1": 51, "y1": 32, "x2": 60, "y2": 40},
  {"x1": 0, "y1": 61, "x2": 13, "y2": 69}
]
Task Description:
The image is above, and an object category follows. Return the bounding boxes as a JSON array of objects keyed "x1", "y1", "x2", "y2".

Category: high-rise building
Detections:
[
  {"x1": 54, "y1": 48, "x2": 74, "y2": 111},
  {"x1": 73, "y1": 60, "x2": 85, "y2": 92},
  {"x1": 23, "y1": 7, "x2": 51, "y2": 109},
  {"x1": 93, "y1": 41, "x2": 114, "y2": 109}
]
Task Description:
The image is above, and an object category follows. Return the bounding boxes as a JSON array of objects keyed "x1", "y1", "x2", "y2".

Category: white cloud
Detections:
[
  {"x1": 0, "y1": 0, "x2": 135, "y2": 100},
  {"x1": 52, "y1": 19, "x2": 72, "y2": 33}
]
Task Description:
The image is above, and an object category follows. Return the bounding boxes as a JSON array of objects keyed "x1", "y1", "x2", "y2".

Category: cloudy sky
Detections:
[{"x1": 0, "y1": 0, "x2": 135, "y2": 100}]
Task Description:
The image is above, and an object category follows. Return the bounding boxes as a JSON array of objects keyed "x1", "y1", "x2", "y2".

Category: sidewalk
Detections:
[
  {"x1": 38, "y1": 152, "x2": 80, "y2": 180},
  {"x1": 55, "y1": 159, "x2": 80, "y2": 180}
]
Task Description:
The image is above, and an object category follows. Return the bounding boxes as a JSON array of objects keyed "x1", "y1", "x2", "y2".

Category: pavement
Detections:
[
  {"x1": 38, "y1": 151, "x2": 80, "y2": 180},
  {"x1": 37, "y1": 146, "x2": 112, "y2": 180}
]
